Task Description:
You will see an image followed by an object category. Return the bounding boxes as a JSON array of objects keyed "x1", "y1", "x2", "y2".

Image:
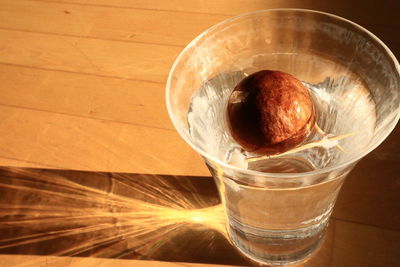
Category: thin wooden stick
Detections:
[
  {"x1": 336, "y1": 144, "x2": 347, "y2": 153},
  {"x1": 314, "y1": 123, "x2": 347, "y2": 153},
  {"x1": 246, "y1": 132, "x2": 356, "y2": 163},
  {"x1": 314, "y1": 123, "x2": 325, "y2": 136}
]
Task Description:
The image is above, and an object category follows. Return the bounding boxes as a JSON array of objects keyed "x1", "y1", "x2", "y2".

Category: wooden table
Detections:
[{"x1": 0, "y1": 0, "x2": 399, "y2": 266}]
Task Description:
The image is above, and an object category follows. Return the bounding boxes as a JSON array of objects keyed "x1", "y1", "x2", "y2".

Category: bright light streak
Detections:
[{"x1": 0, "y1": 168, "x2": 228, "y2": 259}]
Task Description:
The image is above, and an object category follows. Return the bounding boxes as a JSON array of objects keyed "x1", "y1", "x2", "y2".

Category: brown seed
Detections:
[{"x1": 227, "y1": 70, "x2": 315, "y2": 155}]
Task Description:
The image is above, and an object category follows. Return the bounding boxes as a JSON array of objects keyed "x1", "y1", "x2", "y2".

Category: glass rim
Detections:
[{"x1": 166, "y1": 8, "x2": 400, "y2": 179}]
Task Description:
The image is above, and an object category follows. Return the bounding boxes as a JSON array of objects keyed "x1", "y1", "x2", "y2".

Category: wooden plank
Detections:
[
  {"x1": 2, "y1": 1, "x2": 398, "y2": 50},
  {"x1": 0, "y1": 0, "x2": 226, "y2": 46},
  {"x1": 0, "y1": 64, "x2": 172, "y2": 129},
  {"x1": 0, "y1": 3, "x2": 398, "y2": 65},
  {"x1": 0, "y1": 105, "x2": 209, "y2": 176},
  {"x1": 332, "y1": 220, "x2": 400, "y2": 267},
  {"x1": 30, "y1": 0, "x2": 400, "y2": 24},
  {"x1": 0, "y1": 27, "x2": 397, "y2": 89},
  {"x1": 0, "y1": 29, "x2": 180, "y2": 83}
]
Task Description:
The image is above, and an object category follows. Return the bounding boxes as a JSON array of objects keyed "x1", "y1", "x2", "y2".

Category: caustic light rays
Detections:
[{"x1": 0, "y1": 168, "x2": 226, "y2": 259}]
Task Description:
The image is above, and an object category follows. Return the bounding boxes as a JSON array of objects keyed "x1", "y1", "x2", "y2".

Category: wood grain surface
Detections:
[
  {"x1": 0, "y1": 0, "x2": 399, "y2": 266},
  {"x1": 0, "y1": 0, "x2": 399, "y2": 175}
]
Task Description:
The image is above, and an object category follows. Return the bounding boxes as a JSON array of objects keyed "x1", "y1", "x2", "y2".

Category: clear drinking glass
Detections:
[{"x1": 166, "y1": 9, "x2": 400, "y2": 266}]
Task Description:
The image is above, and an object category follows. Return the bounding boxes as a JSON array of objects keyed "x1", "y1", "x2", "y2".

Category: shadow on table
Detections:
[{"x1": 0, "y1": 167, "x2": 249, "y2": 265}]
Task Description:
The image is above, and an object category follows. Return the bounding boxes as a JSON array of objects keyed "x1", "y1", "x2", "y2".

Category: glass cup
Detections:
[{"x1": 166, "y1": 9, "x2": 400, "y2": 266}]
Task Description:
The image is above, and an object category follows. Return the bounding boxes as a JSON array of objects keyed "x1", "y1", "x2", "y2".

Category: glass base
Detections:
[{"x1": 227, "y1": 217, "x2": 328, "y2": 266}]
